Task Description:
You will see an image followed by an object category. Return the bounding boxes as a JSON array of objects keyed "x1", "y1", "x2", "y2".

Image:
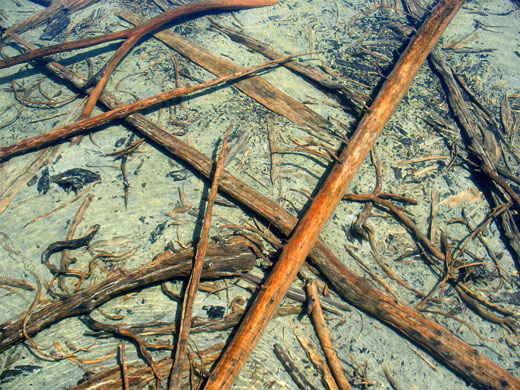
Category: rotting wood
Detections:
[
  {"x1": 343, "y1": 193, "x2": 444, "y2": 261},
  {"x1": 82, "y1": 316, "x2": 165, "y2": 386},
  {"x1": 11, "y1": 34, "x2": 516, "y2": 387},
  {"x1": 0, "y1": 1, "x2": 269, "y2": 71},
  {"x1": 72, "y1": 343, "x2": 225, "y2": 390},
  {"x1": 0, "y1": 276, "x2": 35, "y2": 291},
  {"x1": 73, "y1": 307, "x2": 302, "y2": 388},
  {"x1": 0, "y1": 236, "x2": 256, "y2": 353},
  {"x1": 274, "y1": 343, "x2": 318, "y2": 390},
  {"x1": 1, "y1": 0, "x2": 279, "y2": 124},
  {"x1": 404, "y1": 0, "x2": 520, "y2": 274},
  {"x1": 76, "y1": 0, "x2": 278, "y2": 121},
  {"x1": 429, "y1": 49, "x2": 520, "y2": 260},
  {"x1": 202, "y1": 1, "x2": 508, "y2": 389},
  {"x1": 306, "y1": 280, "x2": 351, "y2": 390},
  {"x1": 8, "y1": 30, "x2": 520, "y2": 390},
  {"x1": 295, "y1": 332, "x2": 339, "y2": 390},
  {"x1": 119, "y1": 343, "x2": 129, "y2": 390}
]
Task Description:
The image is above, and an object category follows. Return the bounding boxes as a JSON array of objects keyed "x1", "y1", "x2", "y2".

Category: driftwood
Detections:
[
  {"x1": 1, "y1": 2, "x2": 329, "y2": 131},
  {"x1": 306, "y1": 281, "x2": 351, "y2": 390},
  {"x1": 0, "y1": 1, "x2": 274, "y2": 70},
  {"x1": 405, "y1": 0, "x2": 520, "y2": 264},
  {"x1": 274, "y1": 343, "x2": 318, "y2": 390},
  {"x1": 1, "y1": 2, "x2": 519, "y2": 390},
  {"x1": 202, "y1": 1, "x2": 520, "y2": 390},
  {"x1": 0, "y1": 236, "x2": 256, "y2": 353},
  {"x1": 1, "y1": 0, "x2": 279, "y2": 125},
  {"x1": 7, "y1": 28, "x2": 520, "y2": 389},
  {"x1": 75, "y1": 306, "x2": 303, "y2": 389},
  {"x1": 169, "y1": 126, "x2": 230, "y2": 389},
  {"x1": 429, "y1": 50, "x2": 520, "y2": 259},
  {"x1": 75, "y1": 0, "x2": 279, "y2": 121}
]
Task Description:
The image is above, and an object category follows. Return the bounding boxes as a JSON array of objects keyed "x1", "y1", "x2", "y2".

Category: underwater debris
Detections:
[{"x1": 50, "y1": 168, "x2": 101, "y2": 193}]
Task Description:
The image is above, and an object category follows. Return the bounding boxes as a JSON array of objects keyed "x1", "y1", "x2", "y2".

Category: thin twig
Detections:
[
  {"x1": 204, "y1": 1, "x2": 465, "y2": 388},
  {"x1": 168, "y1": 125, "x2": 232, "y2": 388},
  {"x1": 274, "y1": 343, "x2": 318, "y2": 390},
  {"x1": 120, "y1": 343, "x2": 129, "y2": 390},
  {"x1": 82, "y1": 316, "x2": 164, "y2": 385},
  {"x1": 306, "y1": 280, "x2": 351, "y2": 390}
]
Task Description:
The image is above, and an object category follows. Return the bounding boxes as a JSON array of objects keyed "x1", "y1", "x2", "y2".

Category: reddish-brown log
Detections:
[{"x1": 203, "y1": 1, "x2": 469, "y2": 389}]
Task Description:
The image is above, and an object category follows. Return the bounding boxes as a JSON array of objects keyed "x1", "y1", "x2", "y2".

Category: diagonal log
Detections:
[
  {"x1": 202, "y1": 1, "x2": 520, "y2": 390},
  {"x1": 76, "y1": 0, "x2": 278, "y2": 120},
  {"x1": 9, "y1": 28, "x2": 520, "y2": 389},
  {"x1": 208, "y1": 19, "x2": 369, "y2": 111}
]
